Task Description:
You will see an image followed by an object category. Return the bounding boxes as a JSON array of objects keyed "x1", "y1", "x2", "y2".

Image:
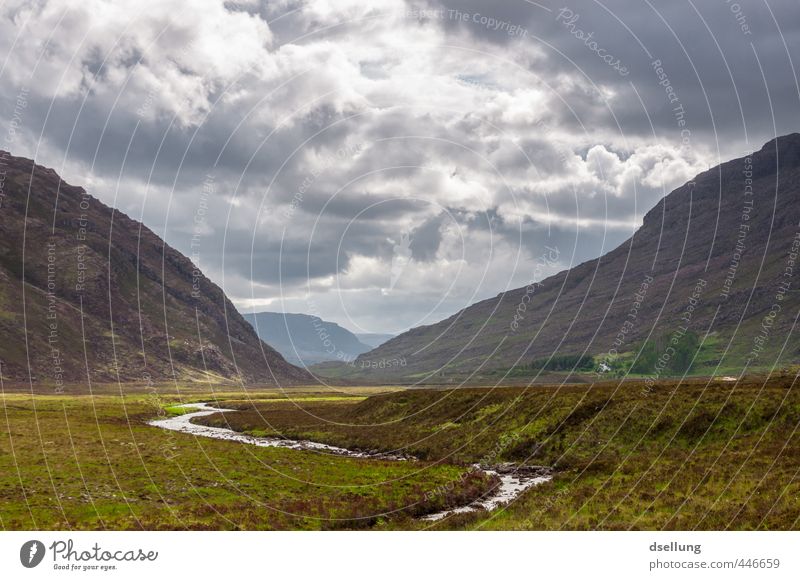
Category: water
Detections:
[
  {"x1": 422, "y1": 467, "x2": 552, "y2": 521},
  {"x1": 148, "y1": 402, "x2": 407, "y2": 458},
  {"x1": 149, "y1": 402, "x2": 552, "y2": 520}
]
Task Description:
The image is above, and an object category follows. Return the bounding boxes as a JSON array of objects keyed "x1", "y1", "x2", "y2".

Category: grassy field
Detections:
[
  {"x1": 194, "y1": 376, "x2": 800, "y2": 530},
  {"x1": 2, "y1": 377, "x2": 799, "y2": 530},
  {"x1": 0, "y1": 385, "x2": 493, "y2": 530}
]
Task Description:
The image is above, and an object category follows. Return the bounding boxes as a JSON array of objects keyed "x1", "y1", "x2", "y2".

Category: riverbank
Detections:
[{"x1": 150, "y1": 403, "x2": 552, "y2": 522}]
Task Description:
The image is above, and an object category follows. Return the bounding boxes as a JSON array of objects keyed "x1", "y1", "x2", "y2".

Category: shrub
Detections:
[{"x1": 530, "y1": 354, "x2": 594, "y2": 371}]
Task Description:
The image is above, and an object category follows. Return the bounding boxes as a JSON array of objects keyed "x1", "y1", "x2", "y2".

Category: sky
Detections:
[{"x1": 1, "y1": 0, "x2": 798, "y2": 334}]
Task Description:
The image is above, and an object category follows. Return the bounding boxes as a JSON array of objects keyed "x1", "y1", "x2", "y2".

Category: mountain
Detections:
[
  {"x1": 242, "y1": 312, "x2": 372, "y2": 366},
  {"x1": 355, "y1": 333, "x2": 395, "y2": 349},
  {"x1": 0, "y1": 151, "x2": 309, "y2": 385},
  {"x1": 343, "y1": 134, "x2": 800, "y2": 380}
]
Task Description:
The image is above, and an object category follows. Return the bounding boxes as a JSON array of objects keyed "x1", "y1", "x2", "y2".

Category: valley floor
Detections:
[{"x1": 1, "y1": 377, "x2": 799, "y2": 530}]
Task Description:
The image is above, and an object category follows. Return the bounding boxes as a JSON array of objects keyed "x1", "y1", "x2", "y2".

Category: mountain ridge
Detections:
[
  {"x1": 242, "y1": 311, "x2": 372, "y2": 366},
  {"x1": 341, "y1": 134, "x2": 800, "y2": 380},
  {"x1": 0, "y1": 150, "x2": 310, "y2": 385}
]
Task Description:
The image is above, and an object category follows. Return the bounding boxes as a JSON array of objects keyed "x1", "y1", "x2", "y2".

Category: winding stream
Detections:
[
  {"x1": 149, "y1": 402, "x2": 406, "y2": 458},
  {"x1": 149, "y1": 402, "x2": 552, "y2": 521}
]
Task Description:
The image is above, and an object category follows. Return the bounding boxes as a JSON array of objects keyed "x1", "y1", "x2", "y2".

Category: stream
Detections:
[{"x1": 149, "y1": 402, "x2": 552, "y2": 521}]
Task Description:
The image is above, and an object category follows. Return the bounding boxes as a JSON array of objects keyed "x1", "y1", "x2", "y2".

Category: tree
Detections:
[
  {"x1": 669, "y1": 331, "x2": 700, "y2": 375},
  {"x1": 631, "y1": 340, "x2": 659, "y2": 374}
]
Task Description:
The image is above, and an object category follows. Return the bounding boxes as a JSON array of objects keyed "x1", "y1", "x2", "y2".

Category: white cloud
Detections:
[{"x1": 1, "y1": 0, "x2": 275, "y2": 125}]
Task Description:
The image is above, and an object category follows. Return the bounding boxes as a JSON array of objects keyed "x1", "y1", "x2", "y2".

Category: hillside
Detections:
[
  {"x1": 355, "y1": 333, "x2": 395, "y2": 349},
  {"x1": 242, "y1": 311, "x2": 371, "y2": 366},
  {"x1": 341, "y1": 134, "x2": 800, "y2": 380},
  {"x1": 0, "y1": 151, "x2": 309, "y2": 385}
]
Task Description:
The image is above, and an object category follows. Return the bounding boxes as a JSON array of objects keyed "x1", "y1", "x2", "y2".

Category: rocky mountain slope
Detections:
[
  {"x1": 0, "y1": 151, "x2": 309, "y2": 385},
  {"x1": 344, "y1": 134, "x2": 800, "y2": 381}
]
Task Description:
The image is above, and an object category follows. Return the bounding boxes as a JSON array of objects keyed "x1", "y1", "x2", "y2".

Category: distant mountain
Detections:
[
  {"x1": 0, "y1": 151, "x2": 309, "y2": 385},
  {"x1": 355, "y1": 333, "x2": 395, "y2": 349},
  {"x1": 344, "y1": 134, "x2": 800, "y2": 380},
  {"x1": 242, "y1": 312, "x2": 372, "y2": 366}
]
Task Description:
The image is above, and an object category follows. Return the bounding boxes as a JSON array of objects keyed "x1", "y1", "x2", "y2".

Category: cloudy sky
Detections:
[{"x1": 1, "y1": 0, "x2": 798, "y2": 334}]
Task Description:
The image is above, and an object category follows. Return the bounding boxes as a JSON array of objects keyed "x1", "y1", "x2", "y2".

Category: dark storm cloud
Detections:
[
  {"x1": 409, "y1": 213, "x2": 446, "y2": 261},
  {"x1": 431, "y1": 0, "x2": 800, "y2": 152},
  {"x1": 219, "y1": 202, "x2": 433, "y2": 287}
]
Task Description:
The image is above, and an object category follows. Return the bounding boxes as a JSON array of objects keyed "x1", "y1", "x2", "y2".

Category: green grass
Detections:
[
  {"x1": 195, "y1": 376, "x2": 800, "y2": 530},
  {"x1": 163, "y1": 405, "x2": 198, "y2": 416},
  {"x1": 0, "y1": 389, "x2": 493, "y2": 530},
  {"x1": 2, "y1": 377, "x2": 799, "y2": 530}
]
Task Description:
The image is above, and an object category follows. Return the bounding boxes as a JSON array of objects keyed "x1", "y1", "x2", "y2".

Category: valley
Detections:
[
  {"x1": 0, "y1": 139, "x2": 798, "y2": 532},
  {"x1": 2, "y1": 376, "x2": 798, "y2": 530},
  {"x1": 0, "y1": 385, "x2": 494, "y2": 530}
]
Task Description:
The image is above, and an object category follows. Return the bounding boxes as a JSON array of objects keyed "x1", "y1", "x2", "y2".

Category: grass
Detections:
[
  {"x1": 0, "y1": 387, "x2": 494, "y2": 530},
  {"x1": 2, "y1": 377, "x2": 799, "y2": 530},
  {"x1": 193, "y1": 376, "x2": 800, "y2": 530},
  {"x1": 163, "y1": 405, "x2": 198, "y2": 416}
]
